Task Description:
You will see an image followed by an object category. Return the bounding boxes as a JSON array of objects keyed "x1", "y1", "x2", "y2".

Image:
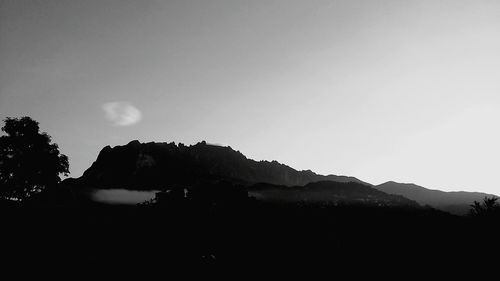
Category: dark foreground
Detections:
[{"x1": 2, "y1": 199, "x2": 499, "y2": 276}]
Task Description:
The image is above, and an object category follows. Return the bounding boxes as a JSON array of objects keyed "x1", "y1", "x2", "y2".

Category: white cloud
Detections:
[{"x1": 102, "y1": 101, "x2": 142, "y2": 126}]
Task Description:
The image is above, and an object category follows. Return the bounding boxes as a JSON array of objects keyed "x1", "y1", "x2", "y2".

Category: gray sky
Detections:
[{"x1": 2, "y1": 0, "x2": 500, "y2": 194}]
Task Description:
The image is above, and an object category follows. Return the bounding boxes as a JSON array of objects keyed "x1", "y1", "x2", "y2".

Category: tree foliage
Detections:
[
  {"x1": 0, "y1": 117, "x2": 69, "y2": 200},
  {"x1": 469, "y1": 197, "x2": 500, "y2": 217}
]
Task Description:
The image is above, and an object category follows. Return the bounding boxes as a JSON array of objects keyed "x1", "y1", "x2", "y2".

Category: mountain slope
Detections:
[
  {"x1": 375, "y1": 181, "x2": 498, "y2": 215},
  {"x1": 75, "y1": 140, "x2": 368, "y2": 190},
  {"x1": 249, "y1": 181, "x2": 420, "y2": 208}
]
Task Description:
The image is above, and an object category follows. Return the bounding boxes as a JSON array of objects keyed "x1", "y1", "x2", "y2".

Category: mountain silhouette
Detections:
[
  {"x1": 375, "y1": 181, "x2": 498, "y2": 215},
  {"x1": 73, "y1": 140, "x2": 368, "y2": 190},
  {"x1": 62, "y1": 140, "x2": 498, "y2": 215}
]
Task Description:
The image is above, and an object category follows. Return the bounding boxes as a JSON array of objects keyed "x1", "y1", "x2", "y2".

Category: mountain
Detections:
[
  {"x1": 248, "y1": 181, "x2": 420, "y2": 208},
  {"x1": 65, "y1": 140, "x2": 496, "y2": 215},
  {"x1": 74, "y1": 140, "x2": 369, "y2": 190},
  {"x1": 375, "y1": 181, "x2": 498, "y2": 215}
]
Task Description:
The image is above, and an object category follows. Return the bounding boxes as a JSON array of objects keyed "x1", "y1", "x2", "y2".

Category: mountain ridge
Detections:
[{"x1": 75, "y1": 140, "x2": 369, "y2": 189}]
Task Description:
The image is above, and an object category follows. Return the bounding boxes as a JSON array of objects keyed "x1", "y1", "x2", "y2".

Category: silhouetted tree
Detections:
[
  {"x1": 469, "y1": 197, "x2": 499, "y2": 217},
  {"x1": 0, "y1": 117, "x2": 69, "y2": 201}
]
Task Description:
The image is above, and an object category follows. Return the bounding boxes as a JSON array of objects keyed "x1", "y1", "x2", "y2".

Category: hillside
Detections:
[
  {"x1": 248, "y1": 181, "x2": 419, "y2": 208},
  {"x1": 375, "y1": 181, "x2": 498, "y2": 215}
]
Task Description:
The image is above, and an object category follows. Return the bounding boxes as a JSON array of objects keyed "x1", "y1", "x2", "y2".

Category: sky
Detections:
[{"x1": 1, "y1": 0, "x2": 500, "y2": 194}]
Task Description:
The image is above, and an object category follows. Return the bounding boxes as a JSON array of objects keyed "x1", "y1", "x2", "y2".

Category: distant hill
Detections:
[
  {"x1": 375, "y1": 181, "x2": 498, "y2": 215},
  {"x1": 73, "y1": 140, "x2": 368, "y2": 190},
  {"x1": 249, "y1": 181, "x2": 420, "y2": 208}
]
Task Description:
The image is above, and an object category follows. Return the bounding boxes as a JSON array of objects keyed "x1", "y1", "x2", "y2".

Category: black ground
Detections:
[{"x1": 2, "y1": 198, "x2": 498, "y2": 276}]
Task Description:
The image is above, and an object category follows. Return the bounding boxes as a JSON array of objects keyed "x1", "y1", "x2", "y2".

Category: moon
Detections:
[{"x1": 102, "y1": 101, "x2": 142, "y2": 126}]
